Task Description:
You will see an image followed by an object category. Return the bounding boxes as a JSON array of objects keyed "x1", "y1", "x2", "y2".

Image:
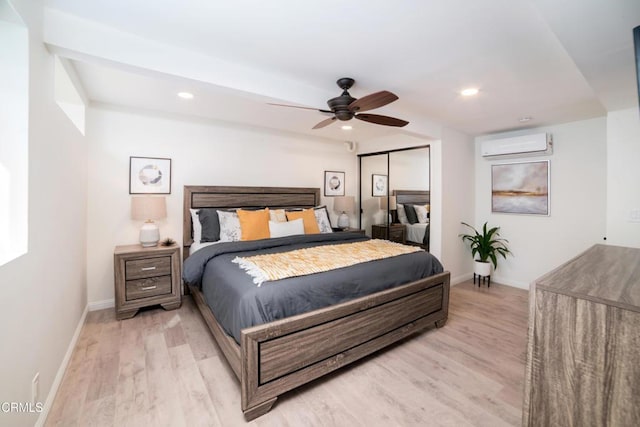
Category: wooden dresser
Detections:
[
  {"x1": 523, "y1": 244, "x2": 640, "y2": 426},
  {"x1": 114, "y1": 244, "x2": 182, "y2": 320}
]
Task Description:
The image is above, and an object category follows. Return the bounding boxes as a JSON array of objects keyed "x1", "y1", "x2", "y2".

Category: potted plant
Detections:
[{"x1": 459, "y1": 222, "x2": 512, "y2": 276}]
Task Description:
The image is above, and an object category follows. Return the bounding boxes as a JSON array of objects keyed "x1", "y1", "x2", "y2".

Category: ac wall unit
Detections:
[{"x1": 481, "y1": 133, "x2": 552, "y2": 158}]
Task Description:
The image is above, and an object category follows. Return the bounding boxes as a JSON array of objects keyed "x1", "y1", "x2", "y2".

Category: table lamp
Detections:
[
  {"x1": 379, "y1": 196, "x2": 397, "y2": 223},
  {"x1": 333, "y1": 196, "x2": 354, "y2": 229},
  {"x1": 131, "y1": 196, "x2": 167, "y2": 247}
]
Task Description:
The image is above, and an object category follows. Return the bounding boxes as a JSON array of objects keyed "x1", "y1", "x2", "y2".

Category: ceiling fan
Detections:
[{"x1": 268, "y1": 77, "x2": 409, "y2": 129}]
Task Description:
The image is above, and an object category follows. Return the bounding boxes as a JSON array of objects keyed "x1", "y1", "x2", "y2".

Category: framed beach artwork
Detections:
[
  {"x1": 324, "y1": 171, "x2": 345, "y2": 196},
  {"x1": 130, "y1": 156, "x2": 171, "y2": 194},
  {"x1": 372, "y1": 174, "x2": 388, "y2": 197},
  {"x1": 491, "y1": 160, "x2": 549, "y2": 215}
]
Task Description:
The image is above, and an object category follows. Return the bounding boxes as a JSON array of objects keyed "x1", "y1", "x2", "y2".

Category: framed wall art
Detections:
[
  {"x1": 372, "y1": 174, "x2": 388, "y2": 197},
  {"x1": 130, "y1": 156, "x2": 172, "y2": 194},
  {"x1": 491, "y1": 160, "x2": 549, "y2": 215},
  {"x1": 324, "y1": 171, "x2": 345, "y2": 196}
]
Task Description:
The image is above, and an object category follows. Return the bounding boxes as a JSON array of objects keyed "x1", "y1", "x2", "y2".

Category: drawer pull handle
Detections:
[
  {"x1": 140, "y1": 285, "x2": 157, "y2": 291},
  {"x1": 141, "y1": 267, "x2": 157, "y2": 271}
]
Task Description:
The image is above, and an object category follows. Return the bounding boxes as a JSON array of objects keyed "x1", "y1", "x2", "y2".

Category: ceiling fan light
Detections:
[{"x1": 341, "y1": 125, "x2": 352, "y2": 130}]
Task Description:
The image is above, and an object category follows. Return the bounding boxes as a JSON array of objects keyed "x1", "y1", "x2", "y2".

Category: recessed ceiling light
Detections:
[
  {"x1": 341, "y1": 125, "x2": 352, "y2": 130},
  {"x1": 460, "y1": 88, "x2": 479, "y2": 97},
  {"x1": 177, "y1": 92, "x2": 194, "y2": 99},
  {"x1": 519, "y1": 116, "x2": 533, "y2": 122}
]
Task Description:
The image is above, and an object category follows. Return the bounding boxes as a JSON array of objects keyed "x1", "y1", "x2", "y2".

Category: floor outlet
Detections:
[{"x1": 32, "y1": 372, "x2": 39, "y2": 404}]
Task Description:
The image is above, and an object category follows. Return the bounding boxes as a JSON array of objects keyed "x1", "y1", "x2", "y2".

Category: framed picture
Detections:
[
  {"x1": 372, "y1": 174, "x2": 388, "y2": 196},
  {"x1": 491, "y1": 160, "x2": 550, "y2": 215},
  {"x1": 324, "y1": 171, "x2": 345, "y2": 196},
  {"x1": 129, "y1": 156, "x2": 171, "y2": 194}
]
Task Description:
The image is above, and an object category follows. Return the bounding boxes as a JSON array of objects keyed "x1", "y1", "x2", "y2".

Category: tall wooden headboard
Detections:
[{"x1": 183, "y1": 185, "x2": 321, "y2": 256}]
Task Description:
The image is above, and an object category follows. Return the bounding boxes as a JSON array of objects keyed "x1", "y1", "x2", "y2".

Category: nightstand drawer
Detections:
[
  {"x1": 389, "y1": 229, "x2": 405, "y2": 242},
  {"x1": 125, "y1": 256, "x2": 171, "y2": 280},
  {"x1": 125, "y1": 275, "x2": 172, "y2": 300}
]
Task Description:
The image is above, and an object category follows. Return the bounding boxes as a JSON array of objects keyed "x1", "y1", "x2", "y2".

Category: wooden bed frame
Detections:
[{"x1": 183, "y1": 185, "x2": 450, "y2": 420}]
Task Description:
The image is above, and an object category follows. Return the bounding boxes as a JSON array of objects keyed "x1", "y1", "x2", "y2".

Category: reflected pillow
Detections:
[
  {"x1": 414, "y1": 205, "x2": 429, "y2": 224},
  {"x1": 404, "y1": 204, "x2": 419, "y2": 224},
  {"x1": 397, "y1": 204, "x2": 409, "y2": 224},
  {"x1": 269, "y1": 218, "x2": 304, "y2": 238}
]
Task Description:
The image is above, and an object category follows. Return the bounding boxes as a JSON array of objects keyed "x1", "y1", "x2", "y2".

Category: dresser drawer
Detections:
[
  {"x1": 125, "y1": 275, "x2": 172, "y2": 300},
  {"x1": 125, "y1": 256, "x2": 171, "y2": 280}
]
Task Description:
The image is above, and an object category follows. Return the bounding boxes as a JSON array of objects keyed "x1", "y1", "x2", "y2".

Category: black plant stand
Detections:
[{"x1": 473, "y1": 273, "x2": 491, "y2": 287}]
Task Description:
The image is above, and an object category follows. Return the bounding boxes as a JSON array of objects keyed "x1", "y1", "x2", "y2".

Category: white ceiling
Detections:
[{"x1": 42, "y1": 0, "x2": 640, "y2": 142}]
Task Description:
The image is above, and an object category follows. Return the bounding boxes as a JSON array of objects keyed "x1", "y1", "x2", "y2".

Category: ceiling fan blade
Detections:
[
  {"x1": 267, "y1": 103, "x2": 332, "y2": 113},
  {"x1": 354, "y1": 113, "x2": 409, "y2": 127},
  {"x1": 348, "y1": 91, "x2": 398, "y2": 112},
  {"x1": 312, "y1": 117, "x2": 337, "y2": 129}
]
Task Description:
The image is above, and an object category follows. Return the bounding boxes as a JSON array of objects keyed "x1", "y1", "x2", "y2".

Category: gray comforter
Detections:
[{"x1": 183, "y1": 232, "x2": 444, "y2": 344}]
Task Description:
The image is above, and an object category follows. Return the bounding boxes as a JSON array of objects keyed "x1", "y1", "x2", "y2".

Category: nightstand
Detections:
[
  {"x1": 371, "y1": 223, "x2": 406, "y2": 244},
  {"x1": 114, "y1": 244, "x2": 181, "y2": 320}
]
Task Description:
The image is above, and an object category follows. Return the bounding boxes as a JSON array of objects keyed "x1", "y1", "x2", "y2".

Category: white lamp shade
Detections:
[
  {"x1": 131, "y1": 196, "x2": 167, "y2": 221},
  {"x1": 333, "y1": 196, "x2": 354, "y2": 213},
  {"x1": 379, "y1": 196, "x2": 397, "y2": 210}
]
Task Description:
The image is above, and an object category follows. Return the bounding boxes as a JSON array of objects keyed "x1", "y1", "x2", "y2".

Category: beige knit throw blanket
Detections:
[{"x1": 232, "y1": 239, "x2": 423, "y2": 286}]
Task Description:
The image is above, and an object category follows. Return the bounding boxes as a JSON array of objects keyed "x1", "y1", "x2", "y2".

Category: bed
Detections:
[
  {"x1": 182, "y1": 185, "x2": 450, "y2": 420},
  {"x1": 393, "y1": 189, "x2": 430, "y2": 250}
]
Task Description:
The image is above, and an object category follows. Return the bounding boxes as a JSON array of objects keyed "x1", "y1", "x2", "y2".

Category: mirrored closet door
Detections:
[{"x1": 359, "y1": 145, "x2": 430, "y2": 250}]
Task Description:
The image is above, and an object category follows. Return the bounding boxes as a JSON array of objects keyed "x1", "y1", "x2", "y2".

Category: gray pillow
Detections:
[
  {"x1": 404, "y1": 204, "x2": 419, "y2": 224},
  {"x1": 198, "y1": 209, "x2": 221, "y2": 242}
]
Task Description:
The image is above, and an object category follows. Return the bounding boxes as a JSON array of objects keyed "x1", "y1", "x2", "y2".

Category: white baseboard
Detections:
[
  {"x1": 35, "y1": 304, "x2": 88, "y2": 427},
  {"x1": 450, "y1": 272, "x2": 473, "y2": 285},
  {"x1": 88, "y1": 298, "x2": 115, "y2": 311}
]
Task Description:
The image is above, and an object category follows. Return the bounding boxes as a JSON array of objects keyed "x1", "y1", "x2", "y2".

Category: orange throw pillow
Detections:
[
  {"x1": 237, "y1": 208, "x2": 270, "y2": 240},
  {"x1": 286, "y1": 209, "x2": 320, "y2": 234}
]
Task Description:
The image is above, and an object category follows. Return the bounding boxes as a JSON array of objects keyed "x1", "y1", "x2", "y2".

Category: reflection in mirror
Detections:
[
  {"x1": 359, "y1": 153, "x2": 388, "y2": 236},
  {"x1": 359, "y1": 146, "x2": 430, "y2": 250},
  {"x1": 390, "y1": 147, "x2": 430, "y2": 250}
]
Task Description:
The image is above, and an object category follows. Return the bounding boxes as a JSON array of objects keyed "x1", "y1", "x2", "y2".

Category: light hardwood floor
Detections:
[{"x1": 45, "y1": 280, "x2": 528, "y2": 426}]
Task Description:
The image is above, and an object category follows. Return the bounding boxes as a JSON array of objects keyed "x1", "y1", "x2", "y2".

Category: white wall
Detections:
[
  {"x1": 0, "y1": 0, "x2": 87, "y2": 426},
  {"x1": 606, "y1": 108, "x2": 640, "y2": 247},
  {"x1": 474, "y1": 117, "x2": 607, "y2": 288},
  {"x1": 86, "y1": 106, "x2": 357, "y2": 304},
  {"x1": 439, "y1": 128, "x2": 475, "y2": 284}
]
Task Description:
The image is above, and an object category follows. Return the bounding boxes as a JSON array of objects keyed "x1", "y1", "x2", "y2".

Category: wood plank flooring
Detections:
[{"x1": 45, "y1": 281, "x2": 529, "y2": 426}]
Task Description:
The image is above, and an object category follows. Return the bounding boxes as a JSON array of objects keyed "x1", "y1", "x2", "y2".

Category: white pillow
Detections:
[
  {"x1": 397, "y1": 204, "x2": 409, "y2": 224},
  {"x1": 269, "y1": 218, "x2": 304, "y2": 238},
  {"x1": 414, "y1": 204, "x2": 429, "y2": 224},
  {"x1": 217, "y1": 210, "x2": 241, "y2": 242},
  {"x1": 314, "y1": 206, "x2": 333, "y2": 233},
  {"x1": 190, "y1": 208, "x2": 202, "y2": 243}
]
